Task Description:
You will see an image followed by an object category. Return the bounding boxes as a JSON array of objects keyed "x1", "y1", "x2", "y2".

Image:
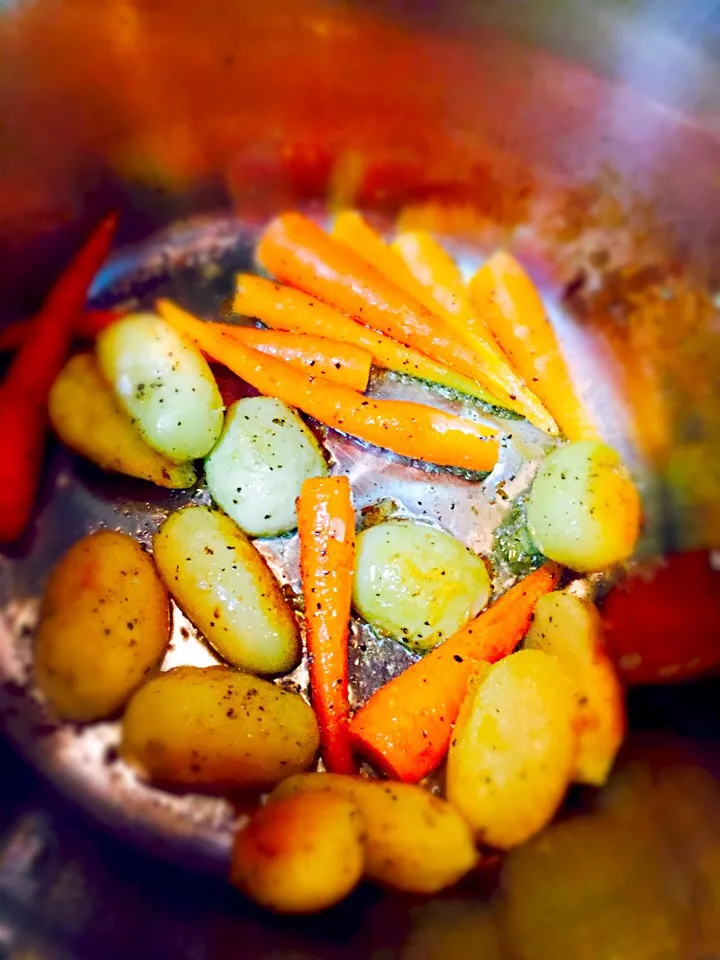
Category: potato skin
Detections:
[
  {"x1": 524, "y1": 592, "x2": 625, "y2": 786},
  {"x1": 120, "y1": 665, "x2": 320, "y2": 791},
  {"x1": 271, "y1": 773, "x2": 478, "y2": 894},
  {"x1": 34, "y1": 530, "x2": 170, "y2": 722},
  {"x1": 527, "y1": 441, "x2": 641, "y2": 572},
  {"x1": 447, "y1": 649, "x2": 577, "y2": 849},
  {"x1": 205, "y1": 397, "x2": 328, "y2": 538},
  {"x1": 353, "y1": 520, "x2": 490, "y2": 651},
  {"x1": 231, "y1": 791, "x2": 364, "y2": 913},
  {"x1": 49, "y1": 353, "x2": 197, "y2": 489},
  {"x1": 153, "y1": 506, "x2": 301, "y2": 674},
  {"x1": 96, "y1": 312, "x2": 224, "y2": 462}
]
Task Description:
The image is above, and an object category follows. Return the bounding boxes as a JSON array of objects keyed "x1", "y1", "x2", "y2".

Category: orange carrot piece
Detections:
[
  {"x1": 156, "y1": 299, "x2": 499, "y2": 472},
  {"x1": 0, "y1": 213, "x2": 118, "y2": 543},
  {"x1": 234, "y1": 274, "x2": 504, "y2": 408},
  {"x1": 468, "y1": 250, "x2": 597, "y2": 441},
  {"x1": 256, "y1": 212, "x2": 536, "y2": 423},
  {"x1": 0, "y1": 308, "x2": 120, "y2": 353},
  {"x1": 228, "y1": 327, "x2": 371, "y2": 391},
  {"x1": 349, "y1": 564, "x2": 561, "y2": 783},
  {"x1": 297, "y1": 476, "x2": 356, "y2": 774},
  {"x1": 333, "y1": 214, "x2": 555, "y2": 433}
]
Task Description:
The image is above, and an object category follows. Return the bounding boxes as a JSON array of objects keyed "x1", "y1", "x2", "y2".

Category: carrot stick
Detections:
[
  {"x1": 234, "y1": 274, "x2": 505, "y2": 409},
  {"x1": 333, "y1": 214, "x2": 555, "y2": 434},
  {"x1": 0, "y1": 308, "x2": 120, "y2": 353},
  {"x1": 156, "y1": 299, "x2": 500, "y2": 472},
  {"x1": 256, "y1": 213, "x2": 550, "y2": 428},
  {"x1": 297, "y1": 476, "x2": 356, "y2": 774},
  {"x1": 0, "y1": 213, "x2": 118, "y2": 543},
  {"x1": 468, "y1": 250, "x2": 597, "y2": 441},
  {"x1": 228, "y1": 326, "x2": 371, "y2": 391},
  {"x1": 349, "y1": 564, "x2": 561, "y2": 783}
]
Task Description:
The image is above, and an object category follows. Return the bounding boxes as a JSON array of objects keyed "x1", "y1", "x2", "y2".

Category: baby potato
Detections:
[
  {"x1": 271, "y1": 773, "x2": 478, "y2": 894},
  {"x1": 447, "y1": 649, "x2": 577, "y2": 849},
  {"x1": 34, "y1": 530, "x2": 170, "y2": 722},
  {"x1": 121, "y1": 665, "x2": 319, "y2": 791},
  {"x1": 231, "y1": 791, "x2": 364, "y2": 913},
  {"x1": 153, "y1": 506, "x2": 301, "y2": 674},
  {"x1": 49, "y1": 353, "x2": 197, "y2": 489},
  {"x1": 205, "y1": 396, "x2": 328, "y2": 538},
  {"x1": 527, "y1": 441, "x2": 641, "y2": 572},
  {"x1": 96, "y1": 312, "x2": 224, "y2": 462},
  {"x1": 525, "y1": 591, "x2": 625, "y2": 786},
  {"x1": 353, "y1": 520, "x2": 490, "y2": 651}
]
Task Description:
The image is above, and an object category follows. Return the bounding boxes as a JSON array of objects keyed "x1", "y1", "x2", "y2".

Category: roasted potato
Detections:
[
  {"x1": 34, "y1": 530, "x2": 170, "y2": 722},
  {"x1": 231, "y1": 791, "x2": 364, "y2": 913},
  {"x1": 121, "y1": 665, "x2": 319, "y2": 791},
  {"x1": 447, "y1": 649, "x2": 577, "y2": 849},
  {"x1": 154, "y1": 506, "x2": 301, "y2": 674},
  {"x1": 525, "y1": 591, "x2": 625, "y2": 785},
  {"x1": 527, "y1": 441, "x2": 641, "y2": 572},
  {"x1": 271, "y1": 773, "x2": 478, "y2": 894},
  {"x1": 353, "y1": 520, "x2": 490, "y2": 651},
  {"x1": 49, "y1": 353, "x2": 197, "y2": 488},
  {"x1": 205, "y1": 396, "x2": 328, "y2": 537},
  {"x1": 96, "y1": 312, "x2": 224, "y2": 462}
]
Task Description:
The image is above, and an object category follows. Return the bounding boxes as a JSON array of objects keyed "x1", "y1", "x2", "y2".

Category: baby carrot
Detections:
[
  {"x1": 256, "y1": 213, "x2": 534, "y2": 422},
  {"x1": 226, "y1": 326, "x2": 371, "y2": 391},
  {"x1": 392, "y1": 230, "x2": 555, "y2": 434},
  {"x1": 468, "y1": 250, "x2": 597, "y2": 441},
  {"x1": 156, "y1": 299, "x2": 500, "y2": 472},
  {"x1": 0, "y1": 308, "x2": 120, "y2": 353},
  {"x1": 0, "y1": 213, "x2": 117, "y2": 542},
  {"x1": 234, "y1": 274, "x2": 504, "y2": 408},
  {"x1": 333, "y1": 214, "x2": 555, "y2": 433},
  {"x1": 297, "y1": 476, "x2": 356, "y2": 774},
  {"x1": 348, "y1": 564, "x2": 561, "y2": 783}
]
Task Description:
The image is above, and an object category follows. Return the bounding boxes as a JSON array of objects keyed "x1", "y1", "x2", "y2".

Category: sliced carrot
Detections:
[
  {"x1": 468, "y1": 250, "x2": 597, "y2": 441},
  {"x1": 297, "y1": 476, "x2": 356, "y2": 774},
  {"x1": 331, "y1": 211, "x2": 430, "y2": 300},
  {"x1": 225, "y1": 326, "x2": 371, "y2": 391},
  {"x1": 256, "y1": 213, "x2": 542, "y2": 425},
  {"x1": 349, "y1": 564, "x2": 561, "y2": 783},
  {"x1": 234, "y1": 274, "x2": 505, "y2": 408},
  {"x1": 333, "y1": 214, "x2": 555, "y2": 434},
  {"x1": 0, "y1": 309, "x2": 120, "y2": 353},
  {"x1": 156, "y1": 299, "x2": 499, "y2": 472},
  {"x1": 0, "y1": 213, "x2": 117, "y2": 543}
]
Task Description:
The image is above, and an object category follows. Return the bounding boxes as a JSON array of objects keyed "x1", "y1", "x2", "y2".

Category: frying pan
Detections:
[{"x1": 1, "y1": 1, "x2": 720, "y2": 957}]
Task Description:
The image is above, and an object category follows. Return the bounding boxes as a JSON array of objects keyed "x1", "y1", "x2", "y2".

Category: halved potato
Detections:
[
  {"x1": 49, "y1": 353, "x2": 197, "y2": 488},
  {"x1": 121, "y1": 665, "x2": 319, "y2": 790},
  {"x1": 231, "y1": 791, "x2": 364, "y2": 913},
  {"x1": 205, "y1": 396, "x2": 328, "y2": 538},
  {"x1": 34, "y1": 530, "x2": 170, "y2": 721},
  {"x1": 524, "y1": 591, "x2": 625, "y2": 786},
  {"x1": 527, "y1": 441, "x2": 641, "y2": 572},
  {"x1": 96, "y1": 311, "x2": 224, "y2": 462},
  {"x1": 153, "y1": 505, "x2": 301, "y2": 674},
  {"x1": 446, "y1": 649, "x2": 577, "y2": 849},
  {"x1": 271, "y1": 772, "x2": 478, "y2": 894},
  {"x1": 353, "y1": 520, "x2": 490, "y2": 651}
]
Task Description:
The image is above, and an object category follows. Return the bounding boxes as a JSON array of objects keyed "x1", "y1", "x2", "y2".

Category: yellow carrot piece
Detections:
[
  {"x1": 392, "y1": 229, "x2": 556, "y2": 435},
  {"x1": 468, "y1": 250, "x2": 597, "y2": 441},
  {"x1": 156, "y1": 299, "x2": 500, "y2": 472},
  {"x1": 233, "y1": 274, "x2": 506, "y2": 409}
]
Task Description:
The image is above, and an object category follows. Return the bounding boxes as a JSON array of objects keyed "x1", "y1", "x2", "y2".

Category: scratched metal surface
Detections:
[{"x1": 0, "y1": 215, "x2": 615, "y2": 875}]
